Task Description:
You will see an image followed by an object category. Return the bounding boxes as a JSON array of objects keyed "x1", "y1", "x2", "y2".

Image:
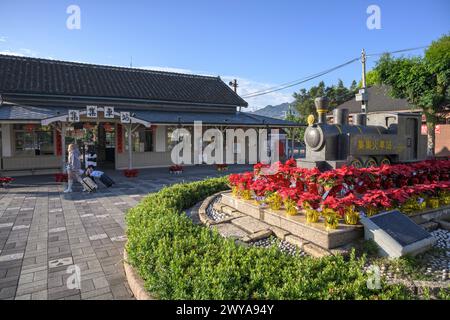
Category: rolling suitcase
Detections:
[
  {"x1": 82, "y1": 177, "x2": 98, "y2": 192},
  {"x1": 99, "y1": 174, "x2": 114, "y2": 188}
]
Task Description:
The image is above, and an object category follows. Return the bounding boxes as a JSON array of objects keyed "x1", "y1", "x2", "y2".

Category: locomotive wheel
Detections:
[
  {"x1": 349, "y1": 158, "x2": 363, "y2": 168},
  {"x1": 364, "y1": 157, "x2": 378, "y2": 168},
  {"x1": 380, "y1": 157, "x2": 391, "y2": 166}
]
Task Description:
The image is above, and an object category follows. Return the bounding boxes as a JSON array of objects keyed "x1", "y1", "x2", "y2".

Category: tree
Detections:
[
  {"x1": 374, "y1": 34, "x2": 450, "y2": 156},
  {"x1": 292, "y1": 80, "x2": 358, "y2": 141},
  {"x1": 358, "y1": 70, "x2": 380, "y2": 88}
]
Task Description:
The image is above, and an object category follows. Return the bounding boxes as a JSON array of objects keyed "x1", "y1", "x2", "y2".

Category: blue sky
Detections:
[{"x1": 0, "y1": 0, "x2": 449, "y2": 110}]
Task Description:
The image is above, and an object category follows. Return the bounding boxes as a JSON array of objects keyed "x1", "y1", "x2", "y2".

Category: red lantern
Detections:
[
  {"x1": 104, "y1": 122, "x2": 113, "y2": 132},
  {"x1": 25, "y1": 124, "x2": 36, "y2": 132}
]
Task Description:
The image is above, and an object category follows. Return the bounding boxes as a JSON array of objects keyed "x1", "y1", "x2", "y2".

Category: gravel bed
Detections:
[
  {"x1": 206, "y1": 195, "x2": 230, "y2": 222},
  {"x1": 419, "y1": 228, "x2": 449, "y2": 280},
  {"x1": 250, "y1": 236, "x2": 307, "y2": 257},
  {"x1": 364, "y1": 228, "x2": 450, "y2": 282}
]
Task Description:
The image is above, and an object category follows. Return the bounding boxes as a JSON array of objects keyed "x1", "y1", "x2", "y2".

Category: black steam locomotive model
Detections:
[{"x1": 297, "y1": 97, "x2": 427, "y2": 170}]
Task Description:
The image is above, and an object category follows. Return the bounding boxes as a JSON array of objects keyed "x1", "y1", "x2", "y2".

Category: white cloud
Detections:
[
  {"x1": 140, "y1": 66, "x2": 195, "y2": 75},
  {"x1": 0, "y1": 50, "x2": 25, "y2": 56},
  {"x1": 138, "y1": 65, "x2": 293, "y2": 111},
  {"x1": 0, "y1": 48, "x2": 38, "y2": 57},
  {"x1": 0, "y1": 36, "x2": 6, "y2": 42},
  {"x1": 221, "y1": 76, "x2": 294, "y2": 111}
]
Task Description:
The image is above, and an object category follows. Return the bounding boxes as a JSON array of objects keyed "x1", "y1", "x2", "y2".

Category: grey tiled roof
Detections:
[
  {"x1": 0, "y1": 54, "x2": 247, "y2": 107},
  {"x1": 131, "y1": 109, "x2": 300, "y2": 126},
  {"x1": 335, "y1": 85, "x2": 418, "y2": 114},
  {"x1": 0, "y1": 104, "x2": 67, "y2": 120},
  {"x1": 0, "y1": 103, "x2": 299, "y2": 126}
]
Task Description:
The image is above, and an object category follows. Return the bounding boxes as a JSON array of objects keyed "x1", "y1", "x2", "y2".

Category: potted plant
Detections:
[
  {"x1": 323, "y1": 208, "x2": 339, "y2": 230},
  {"x1": 298, "y1": 192, "x2": 322, "y2": 223},
  {"x1": 265, "y1": 192, "x2": 282, "y2": 210}
]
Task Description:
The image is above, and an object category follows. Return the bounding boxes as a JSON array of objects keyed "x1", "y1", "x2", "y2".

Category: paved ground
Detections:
[{"x1": 0, "y1": 165, "x2": 251, "y2": 300}]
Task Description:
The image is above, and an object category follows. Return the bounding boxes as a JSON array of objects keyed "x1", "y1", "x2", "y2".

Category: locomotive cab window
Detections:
[{"x1": 385, "y1": 116, "x2": 397, "y2": 130}]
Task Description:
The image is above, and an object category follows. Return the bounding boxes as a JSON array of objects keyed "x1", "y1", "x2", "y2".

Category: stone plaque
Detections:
[{"x1": 361, "y1": 210, "x2": 435, "y2": 257}]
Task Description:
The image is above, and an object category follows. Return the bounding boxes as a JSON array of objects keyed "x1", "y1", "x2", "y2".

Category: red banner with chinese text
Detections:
[
  {"x1": 56, "y1": 130, "x2": 62, "y2": 156},
  {"x1": 117, "y1": 124, "x2": 123, "y2": 153}
]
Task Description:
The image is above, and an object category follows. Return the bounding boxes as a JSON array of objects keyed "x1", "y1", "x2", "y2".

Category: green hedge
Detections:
[{"x1": 125, "y1": 177, "x2": 412, "y2": 300}]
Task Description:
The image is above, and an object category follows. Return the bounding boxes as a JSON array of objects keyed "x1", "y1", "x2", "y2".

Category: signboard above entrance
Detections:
[
  {"x1": 104, "y1": 106, "x2": 115, "y2": 118},
  {"x1": 68, "y1": 110, "x2": 80, "y2": 122},
  {"x1": 86, "y1": 105, "x2": 98, "y2": 118},
  {"x1": 120, "y1": 112, "x2": 131, "y2": 123}
]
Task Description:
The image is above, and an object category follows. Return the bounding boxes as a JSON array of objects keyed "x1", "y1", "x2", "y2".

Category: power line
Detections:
[
  {"x1": 242, "y1": 45, "x2": 428, "y2": 99},
  {"x1": 242, "y1": 58, "x2": 359, "y2": 98},
  {"x1": 366, "y1": 45, "x2": 428, "y2": 58}
]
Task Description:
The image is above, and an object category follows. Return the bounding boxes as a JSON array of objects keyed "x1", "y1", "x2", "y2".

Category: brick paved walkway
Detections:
[{"x1": 0, "y1": 165, "x2": 251, "y2": 300}]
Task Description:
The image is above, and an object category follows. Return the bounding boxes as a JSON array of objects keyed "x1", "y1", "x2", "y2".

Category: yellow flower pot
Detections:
[
  {"x1": 366, "y1": 206, "x2": 378, "y2": 217},
  {"x1": 305, "y1": 209, "x2": 320, "y2": 223},
  {"x1": 418, "y1": 200, "x2": 427, "y2": 211},
  {"x1": 266, "y1": 193, "x2": 282, "y2": 211},
  {"x1": 284, "y1": 199, "x2": 298, "y2": 216},
  {"x1": 344, "y1": 210, "x2": 359, "y2": 225},
  {"x1": 440, "y1": 193, "x2": 450, "y2": 206},
  {"x1": 324, "y1": 214, "x2": 339, "y2": 230},
  {"x1": 241, "y1": 190, "x2": 252, "y2": 200},
  {"x1": 427, "y1": 198, "x2": 440, "y2": 209}
]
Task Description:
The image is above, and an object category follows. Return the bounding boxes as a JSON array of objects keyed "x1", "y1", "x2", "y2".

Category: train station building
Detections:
[{"x1": 0, "y1": 54, "x2": 298, "y2": 175}]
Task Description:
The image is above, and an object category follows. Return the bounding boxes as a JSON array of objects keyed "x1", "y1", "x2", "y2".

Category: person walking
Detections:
[{"x1": 64, "y1": 144, "x2": 85, "y2": 193}]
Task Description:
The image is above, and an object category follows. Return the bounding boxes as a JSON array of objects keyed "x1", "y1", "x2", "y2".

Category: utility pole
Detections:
[
  {"x1": 229, "y1": 79, "x2": 238, "y2": 93},
  {"x1": 229, "y1": 79, "x2": 241, "y2": 112},
  {"x1": 355, "y1": 49, "x2": 368, "y2": 114},
  {"x1": 359, "y1": 49, "x2": 368, "y2": 113}
]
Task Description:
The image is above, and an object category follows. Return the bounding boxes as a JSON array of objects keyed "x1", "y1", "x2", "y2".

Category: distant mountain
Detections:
[{"x1": 250, "y1": 102, "x2": 298, "y2": 119}]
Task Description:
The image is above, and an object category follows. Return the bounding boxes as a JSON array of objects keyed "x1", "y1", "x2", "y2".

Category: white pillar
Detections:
[
  {"x1": 127, "y1": 124, "x2": 132, "y2": 169},
  {"x1": 61, "y1": 122, "x2": 66, "y2": 171},
  {"x1": 155, "y1": 125, "x2": 166, "y2": 152},
  {"x1": 1, "y1": 124, "x2": 12, "y2": 157}
]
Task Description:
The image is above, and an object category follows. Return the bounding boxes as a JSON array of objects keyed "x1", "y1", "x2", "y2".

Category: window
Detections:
[
  {"x1": 14, "y1": 125, "x2": 54, "y2": 156},
  {"x1": 166, "y1": 126, "x2": 192, "y2": 151},
  {"x1": 125, "y1": 126, "x2": 153, "y2": 152}
]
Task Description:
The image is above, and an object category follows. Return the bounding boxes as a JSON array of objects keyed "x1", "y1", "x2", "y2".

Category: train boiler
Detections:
[{"x1": 297, "y1": 97, "x2": 427, "y2": 170}]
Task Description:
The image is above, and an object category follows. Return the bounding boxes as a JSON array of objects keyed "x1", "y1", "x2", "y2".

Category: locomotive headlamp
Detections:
[{"x1": 307, "y1": 114, "x2": 315, "y2": 126}]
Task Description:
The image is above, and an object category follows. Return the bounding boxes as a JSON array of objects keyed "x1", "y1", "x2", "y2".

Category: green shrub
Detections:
[{"x1": 126, "y1": 177, "x2": 412, "y2": 300}]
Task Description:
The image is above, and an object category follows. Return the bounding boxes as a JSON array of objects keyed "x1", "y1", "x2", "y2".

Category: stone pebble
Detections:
[
  {"x1": 206, "y1": 196, "x2": 230, "y2": 221},
  {"x1": 250, "y1": 236, "x2": 307, "y2": 257}
]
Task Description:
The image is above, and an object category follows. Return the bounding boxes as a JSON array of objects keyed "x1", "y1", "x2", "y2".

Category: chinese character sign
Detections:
[
  {"x1": 356, "y1": 137, "x2": 394, "y2": 152},
  {"x1": 120, "y1": 112, "x2": 131, "y2": 123},
  {"x1": 104, "y1": 106, "x2": 115, "y2": 119},
  {"x1": 68, "y1": 110, "x2": 80, "y2": 122},
  {"x1": 86, "y1": 105, "x2": 98, "y2": 118}
]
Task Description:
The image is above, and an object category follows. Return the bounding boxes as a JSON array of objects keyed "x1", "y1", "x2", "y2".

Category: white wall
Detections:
[
  {"x1": 1, "y1": 124, "x2": 12, "y2": 157},
  {"x1": 155, "y1": 125, "x2": 166, "y2": 152}
]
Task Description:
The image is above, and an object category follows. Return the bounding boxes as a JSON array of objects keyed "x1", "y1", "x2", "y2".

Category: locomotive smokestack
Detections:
[
  {"x1": 333, "y1": 108, "x2": 349, "y2": 125},
  {"x1": 353, "y1": 113, "x2": 367, "y2": 126},
  {"x1": 314, "y1": 97, "x2": 328, "y2": 124}
]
